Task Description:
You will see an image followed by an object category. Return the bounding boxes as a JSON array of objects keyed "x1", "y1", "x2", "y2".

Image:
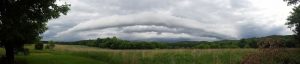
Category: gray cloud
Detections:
[{"x1": 43, "y1": 0, "x2": 293, "y2": 42}]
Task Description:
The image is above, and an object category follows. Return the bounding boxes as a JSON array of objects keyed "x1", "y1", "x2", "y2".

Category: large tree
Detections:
[
  {"x1": 284, "y1": 0, "x2": 300, "y2": 42},
  {"x1": 0, "y1": 0, "x2": 70, "y2": 64},
  {"x1": 284, "y1": 0, "x2": 300, "y2": 5},
  {"x1": 287, "y1": 5, "x2": 300, "y2": 42}
]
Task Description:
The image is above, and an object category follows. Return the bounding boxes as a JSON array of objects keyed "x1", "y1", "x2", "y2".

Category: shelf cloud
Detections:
[{"x1": 43, "y1": 0, "x2": 293, "y2": 41}]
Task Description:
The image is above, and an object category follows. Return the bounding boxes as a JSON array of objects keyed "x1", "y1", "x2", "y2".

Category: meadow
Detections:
[{"x1": 0, "y1": 45, "x2": 299, "y2": 64}]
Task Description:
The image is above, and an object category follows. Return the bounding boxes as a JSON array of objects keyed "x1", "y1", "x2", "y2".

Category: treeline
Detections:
[
  {"x1": 194, "y1": 35, "x2": 299, "y2": 48},
  {"x1": 56, "y1": 35, "x2": 299, "y2": 49},
  {"x1": 71, "y1": 37, "x2": 167, "y2": 49}
]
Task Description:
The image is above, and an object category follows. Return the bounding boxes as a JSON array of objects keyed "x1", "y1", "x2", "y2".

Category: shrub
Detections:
[
  {"x1": 45, "y1": 41, "x2": 56, "y2": 49},
  {"x1": 35, "y1": 43, "x2": 44, "y2": 50},
  {"x1": 23, "y1": 48, "x2": 29, "y2": 55},
  {"x1": 241, "y1": 38, "x2": 298, "y2": 64},
  {"x1": 194, "y1": 44, "x2": 210, "y2": 49},
  {"x1": 45, "y1": 45, "x2": 50, "y2": 49},
  {"x1": 14, "y1": 47, "x2": 30, "y2": 55}
]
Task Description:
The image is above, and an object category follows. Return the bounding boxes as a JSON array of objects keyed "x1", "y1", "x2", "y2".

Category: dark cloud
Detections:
[{"x1": 43, "y1": 0, "x2": 293, "y2": 42}]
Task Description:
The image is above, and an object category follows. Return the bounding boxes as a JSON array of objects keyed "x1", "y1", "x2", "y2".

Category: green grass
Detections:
[
  {"x1": 0, "y1": 45, "x2": 299, "y2": 64},
  {"x1": 16, "y1": 53, "x2": 106, "y2": 64}
]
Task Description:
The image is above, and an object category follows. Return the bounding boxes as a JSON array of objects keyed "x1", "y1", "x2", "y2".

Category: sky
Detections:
[{"x1": 42, "y1": 0, "x2": 294, "y2": 42}]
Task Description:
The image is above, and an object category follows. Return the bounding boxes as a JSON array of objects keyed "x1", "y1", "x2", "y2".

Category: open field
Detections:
[{"x1": 0, "y1": 45, "x2": 299, "y2": 64}]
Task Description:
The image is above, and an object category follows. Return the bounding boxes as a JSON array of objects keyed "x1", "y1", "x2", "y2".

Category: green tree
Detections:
[
  {"x1": 34, "y1": 42, "x2": 44, "y2": 50},
  {"x1": 195, "y1": 44, "x2": 210, "y2": 49},
  {"x1": 239, "y1": 39, "x2": 246, "y2": 48},
  {"x1": 0, "y1": 0, "x2": 70, "y2": 64},
  {"x1": 287, "y1": 5, "x2": 300, "y2": 42},
  {"x1": 284, "y1": 0, "x2": 300, "y2": 5},
  {"x1": 45, "y1": 41, "x2": 55, "y2": 49},
  {"x1": 249, "y1": 39, "x2": 258, "y2": 48},
  {"x1": 284, "y1": 0, "x2": 300, "y2": 42}
]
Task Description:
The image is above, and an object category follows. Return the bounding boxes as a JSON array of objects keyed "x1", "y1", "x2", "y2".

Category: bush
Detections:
[
  {"x1": 45, "y1": 41, "x2": 55, "y2": 49},
  {"x1": 23, "y1": 48, "x2": 29, "y2": 55},
  {"x1": 35, "y1": 43, "x2": 44, "y2": 50},
  {"x1": 241, "y1": 38, "x2": 299, "y2": 64},
  {"x1": 194, "y1": 44, "x2": 210, "y2": 49},
  {"x1": 14, "y1": 48, "x2": 30, "y2": 55},
  {"x1": 45, "y1": 45, "x2": 50, "y2": 49}
]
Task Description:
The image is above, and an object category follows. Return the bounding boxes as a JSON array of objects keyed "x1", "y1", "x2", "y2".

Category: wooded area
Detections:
[{"x1": 54, "y1": 35, "x2": 299, "y2": 49}]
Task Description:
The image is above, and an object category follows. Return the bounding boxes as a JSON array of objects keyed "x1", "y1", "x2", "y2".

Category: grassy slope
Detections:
[
  {"x1": 2, "y1": 45, "x2": 298, "y2": 64},
  {"x1": 17, "y1": 45, "x2": 107, "y2": 64}
]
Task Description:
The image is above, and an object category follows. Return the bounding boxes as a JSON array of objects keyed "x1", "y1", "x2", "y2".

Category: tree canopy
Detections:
[
  {"x1": 62, "y1": 35, "x2": 299, "y2": 49},
  {"x1": 284, "y1": 0, "x2": 300, "y2": 5},
  {"x1": 284, "y1": 0, "x2": 300, "y2": 42},
  {"x1": 0, "y1": 0, "x2": 70, "y2": 64},
  {"x1": 287, "y1": 5, "x2": 300, "y2": 41}
]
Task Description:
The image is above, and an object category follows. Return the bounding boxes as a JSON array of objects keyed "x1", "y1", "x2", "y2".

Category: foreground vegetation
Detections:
[
  {"x1": 0, "y1": 45, "x2": 253, "y2": 64},
  {"x1": 1, "y1": 45, "x2": 299, "y2": 64}
]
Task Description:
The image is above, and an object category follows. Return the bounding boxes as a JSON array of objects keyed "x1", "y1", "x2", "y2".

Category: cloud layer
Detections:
[{"x1": 43, "y1": 0, "x2": 293, "y2": 42}]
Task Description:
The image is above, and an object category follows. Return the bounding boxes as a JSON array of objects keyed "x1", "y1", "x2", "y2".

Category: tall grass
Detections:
[
  {"x1": 46, "y1": 45, "x2": 257, "y2": 64},
  {"x1": 1, "y1": 45, "x2": 299, "y2": 64}
]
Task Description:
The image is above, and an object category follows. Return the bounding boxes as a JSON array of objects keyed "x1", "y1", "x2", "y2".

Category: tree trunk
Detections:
[{"x1": 4, "y1": 43, "x2": 15, "y2": 64}]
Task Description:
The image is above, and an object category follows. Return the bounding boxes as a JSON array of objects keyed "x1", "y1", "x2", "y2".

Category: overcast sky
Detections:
[{"x1": 43, "y1": 0, "x2": 294, "y2": 42}]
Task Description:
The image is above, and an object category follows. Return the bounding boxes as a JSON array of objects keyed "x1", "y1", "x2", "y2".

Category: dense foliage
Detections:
[
  {"x1": 45, "y1": 41, "x2": 55, "y2": 49},
  {"x1": 284, "y1": 0, "x2": 300, "y2": 5},
  {"x1": 284, "y1": 0, "x2": 300, "y2": 43},
  {"x1": 34, "y1": 43, "x2": 44, "y2": 50},
  {"x1": 287, "y1": 5, "x2": 300, "y2": 42},
  {"x1": 69, "y1": 37, "x2": 166, "y2": 49},
  {"x1": 58, "y1": 35, "x2": 299, "y2": 49},
  {"x1": 0, "y1": 0, "x2": 70, "y2": 64}
]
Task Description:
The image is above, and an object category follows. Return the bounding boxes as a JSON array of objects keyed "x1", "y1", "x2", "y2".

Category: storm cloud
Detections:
[{"x1": 43, "y1": 0, "x2": 293, "y2": 41}]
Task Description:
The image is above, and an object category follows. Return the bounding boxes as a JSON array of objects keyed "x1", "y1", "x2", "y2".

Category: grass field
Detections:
[{"x1": 0, "y1": 45, "x2": 299, "y2": 64}]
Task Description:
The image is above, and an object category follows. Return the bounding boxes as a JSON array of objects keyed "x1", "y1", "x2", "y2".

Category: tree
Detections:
[
  {"x1": 249, "y1": 39, "x2": 258, "y2": 48},
  {"x1": 0, "y1": 0, "x2": 70, "y2": 64},
  {"x1": 34, "y1": 42, "x2": 44, "y2": 50},
  {"x1": 284, "y1": 0, "x2": 300, "y2": 5},
  {"x1": 194, "y1": 43, "x2": 210, "y2": 49},
  {"x1": 287, "y1": 5, "x2": 300, "y2": 42},
  {"x1": 45, "y1": 41, "x2": 55, "y2": 49},
  {"x1": 239, "y1": 39, "x2": 246, "y2": 48},
  {"x1": 284, "y1": 0, "x2": 300, "y2": 42}
]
